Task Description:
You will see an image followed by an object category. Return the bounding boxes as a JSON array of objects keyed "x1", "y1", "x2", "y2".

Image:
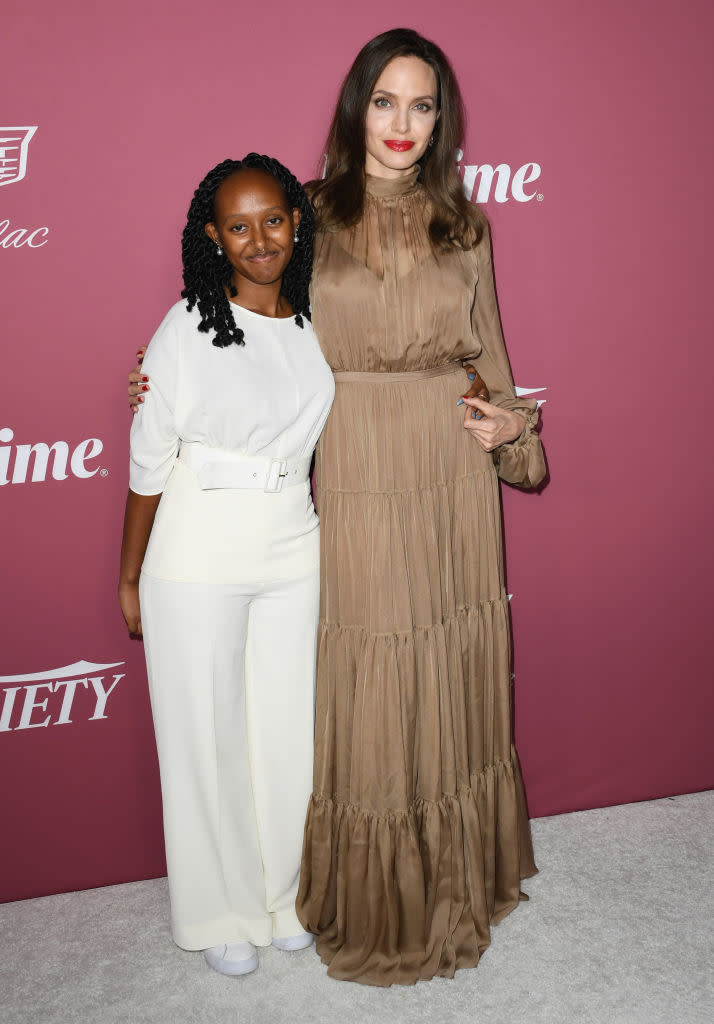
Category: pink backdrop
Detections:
[{"x1": 2, "y1": 0, "x2": 713, "y2": 902}]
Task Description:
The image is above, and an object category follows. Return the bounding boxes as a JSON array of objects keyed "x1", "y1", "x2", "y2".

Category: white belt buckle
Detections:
[{"x1": 265, "y1": 458, "x2": 288, "y2": 492}]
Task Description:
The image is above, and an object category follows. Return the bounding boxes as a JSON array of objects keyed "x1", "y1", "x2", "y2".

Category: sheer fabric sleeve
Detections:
[
  {"x1": 469, "y1": 224, "x2": 546, "y2": 489},
  {"x1": 129, "y1": 311, "x2": 180, "y2": 495}
]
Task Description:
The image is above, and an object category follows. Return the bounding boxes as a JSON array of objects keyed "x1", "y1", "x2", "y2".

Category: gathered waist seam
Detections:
[
  {"x1": 333, "y1": 360, "x2": 464, "y2": 383},
  {"x1": 315, "y1": 464, "x2": 497, "y2": 496},
  {"x1": 309, "y1": 763, "x2": 517, "y2": 821},
  {"x1": 318, "y1": 595, "x2": 510, "y2": 636}
]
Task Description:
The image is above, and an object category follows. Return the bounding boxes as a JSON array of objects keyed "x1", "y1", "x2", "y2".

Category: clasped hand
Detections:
[{"x1": 459, "y1": 363, "x2": 525, "y2": 452}]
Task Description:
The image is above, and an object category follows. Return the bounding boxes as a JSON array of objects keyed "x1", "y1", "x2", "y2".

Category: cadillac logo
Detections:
[{"x1": 0, "y1": 127, "x2": 37, "y2": 187}]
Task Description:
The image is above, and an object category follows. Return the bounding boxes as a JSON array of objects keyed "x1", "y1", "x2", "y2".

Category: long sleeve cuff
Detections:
[{"x1": 492, "y1": 402, "x2": 546, "y2": 489}]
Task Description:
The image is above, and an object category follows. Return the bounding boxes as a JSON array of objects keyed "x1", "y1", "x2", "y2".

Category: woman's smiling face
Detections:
[
  {"x1": 364, "y1": 56, "x2": 438, "y2": 179},
  {"x1": 205, "y1": 169, "x2": 300, "y2": 290}
]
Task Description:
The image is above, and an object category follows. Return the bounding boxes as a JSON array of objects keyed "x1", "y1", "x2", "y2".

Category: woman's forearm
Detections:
[{"x1": 119, "y1": 489, "x2": 162, "y2": 584}]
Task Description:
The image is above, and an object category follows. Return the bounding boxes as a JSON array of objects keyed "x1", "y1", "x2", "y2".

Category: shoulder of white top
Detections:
[{"x1": 162, "y1": 297, "x2": 200, "y2": 326}]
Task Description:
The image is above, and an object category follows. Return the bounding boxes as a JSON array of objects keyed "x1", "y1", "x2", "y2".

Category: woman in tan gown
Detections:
[
  {"x1": 295, "y1": 29, "x2": 545, "y2": 986},
  {"x1": 130, "y1": 27, "x2": 546, "y2": 989}
]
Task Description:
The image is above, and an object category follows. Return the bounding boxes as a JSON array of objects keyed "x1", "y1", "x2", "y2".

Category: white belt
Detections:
[{"x1": 178, "y1": 443, "x2": 311, "y2": 492}]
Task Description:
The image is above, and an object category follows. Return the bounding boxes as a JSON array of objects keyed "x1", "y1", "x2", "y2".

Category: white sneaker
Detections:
[
  {"x1": 271, "y1": 932, "x2": 314, "y2": 951},
  {"x1": 203, "y1": 942, "x2": 259, "y2": 976}
]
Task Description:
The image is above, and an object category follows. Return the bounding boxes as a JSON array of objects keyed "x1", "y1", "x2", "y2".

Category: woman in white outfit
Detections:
[{"x1": 118, "y1": 154, "x2": 335, "y2": 977}]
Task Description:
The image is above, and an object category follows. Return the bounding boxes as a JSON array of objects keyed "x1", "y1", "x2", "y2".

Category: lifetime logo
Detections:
[
  {"x1": 457, "y1": 151, "x2": 543, "y2": 204},
  {"x1": 0, "y1": 661, "x2": 125, "y2": 732},
  {"x1": 0, "y1": 427, "x2": 104, "y2": 484}
]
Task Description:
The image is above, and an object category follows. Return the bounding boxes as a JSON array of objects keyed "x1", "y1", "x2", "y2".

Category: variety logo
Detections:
[
  {"x1": 0, "y1": 660, "x2": 125, "y2": 732},
  {"x1": 0, "y1": 127, "x2": 36, "y2": 187},
  {"x1": 0, "y1": 428, "x2": 105, "y2": 484},
  {"x1": 457, "y1": 150, "x2": 543, "y2": 204}
]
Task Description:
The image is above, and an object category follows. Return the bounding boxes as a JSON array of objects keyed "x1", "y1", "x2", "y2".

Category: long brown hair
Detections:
[{"x1": 310, "y1": 28, "x2": 485, "y2": 250}]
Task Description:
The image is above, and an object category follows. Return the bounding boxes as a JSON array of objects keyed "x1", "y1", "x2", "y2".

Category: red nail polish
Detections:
[
  {"x1": 142, "y1": 375, "x2": 149, "y2": 382},
  {"x1": 141, "y1": 384, "x2": 149, "y2": 391}
]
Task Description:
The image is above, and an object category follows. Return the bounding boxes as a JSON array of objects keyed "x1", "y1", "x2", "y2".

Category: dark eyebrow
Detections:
[
  {"x1": 222, "y1": 206, "x2": 286, "y2": 223},
  {"x1": 371, "y1": 89, "x2": 436, "y2": 102}
]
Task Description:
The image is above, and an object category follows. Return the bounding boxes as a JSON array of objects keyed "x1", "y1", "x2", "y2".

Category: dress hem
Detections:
[{"x1": 297, "y1": 751, "x2": 537, "y2": 986}]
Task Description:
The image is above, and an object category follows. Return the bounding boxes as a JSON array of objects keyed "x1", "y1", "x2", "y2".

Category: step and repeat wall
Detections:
[{"x1": 3, "y1": 0, "x2": 713, "y2": 901}]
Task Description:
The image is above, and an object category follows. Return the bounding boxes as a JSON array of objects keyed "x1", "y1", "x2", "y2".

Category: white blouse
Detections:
[{"x1": 130, "y1": 300, "x2": 335, "y2": 496}]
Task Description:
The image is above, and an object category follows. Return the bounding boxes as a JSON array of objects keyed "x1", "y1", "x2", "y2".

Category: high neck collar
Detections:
[{"x1": 365, "y1": 166, "x2": 420, "y2": 198}]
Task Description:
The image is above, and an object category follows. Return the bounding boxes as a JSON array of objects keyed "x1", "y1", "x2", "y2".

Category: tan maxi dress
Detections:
[{"x1": 296, "y1": 168, "x2": 546, "y2": 986}]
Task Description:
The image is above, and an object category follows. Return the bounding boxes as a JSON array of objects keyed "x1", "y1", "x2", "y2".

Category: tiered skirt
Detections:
[{"x1": 296, "y1": 363, "x2": 536, "y2": 986}]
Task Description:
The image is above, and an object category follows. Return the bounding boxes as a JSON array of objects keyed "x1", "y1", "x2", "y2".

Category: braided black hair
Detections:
[{"x1": 181, "y1": 154, "x2": 314, "y2": 347}]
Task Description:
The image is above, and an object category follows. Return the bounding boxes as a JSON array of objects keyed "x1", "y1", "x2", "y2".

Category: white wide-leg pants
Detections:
[{"x1": 139, "y1": 567, "x2": 318, "y2": 951}]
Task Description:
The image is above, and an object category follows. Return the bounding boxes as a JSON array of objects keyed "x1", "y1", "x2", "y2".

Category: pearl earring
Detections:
[
  {"x1": 215, "y1": 243, "x2": 223, "y2": 256},
  {"x1": 293, "y1": 230, "x2": 299, "y2": 244}
]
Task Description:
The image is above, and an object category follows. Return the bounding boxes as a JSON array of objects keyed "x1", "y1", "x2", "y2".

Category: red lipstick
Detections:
[{"x1": 384, "y1": 140, "x2": 415, "y2": 152}]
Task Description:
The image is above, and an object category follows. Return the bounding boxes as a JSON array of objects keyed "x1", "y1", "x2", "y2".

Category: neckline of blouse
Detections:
[
  {"x1": 365, "y1": 166, "x2": 421, "y2": 198},
  {"x1": 228, "y1": 300, "x2": 296, "y2": 322}
]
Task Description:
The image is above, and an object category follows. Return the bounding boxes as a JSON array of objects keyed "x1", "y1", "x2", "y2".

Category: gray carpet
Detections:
[{"x1": 2, "y1": 791, "x2": 712, "y2": 1024}]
